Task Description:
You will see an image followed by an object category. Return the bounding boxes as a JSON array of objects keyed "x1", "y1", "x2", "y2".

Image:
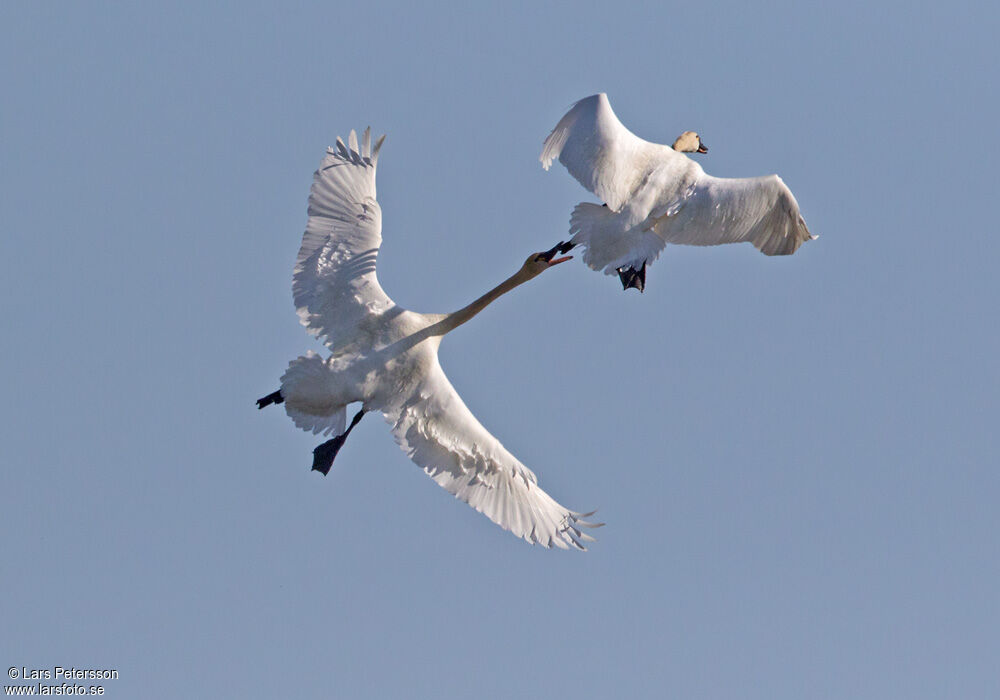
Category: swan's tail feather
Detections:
[
  {"x1": 568, "y1": 202, "x2": 619, "y2": 272},
  {"x1": 568, "y1": 202, "x2": 613, "y2": 247},
  {"x1": 569, "y1": 202, "x2": 667, "y2": 277},
  {"x1": 279, "y1": 353, "x2": 348, "y2": 437}
]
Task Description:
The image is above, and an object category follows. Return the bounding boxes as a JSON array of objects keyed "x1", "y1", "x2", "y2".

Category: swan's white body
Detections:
[
  {"x1": 276, "y1": 129, "x2": 598, "y2": 550},
  {"x1": 541, "y1": 93, "x2": 816, "y2": 276}
]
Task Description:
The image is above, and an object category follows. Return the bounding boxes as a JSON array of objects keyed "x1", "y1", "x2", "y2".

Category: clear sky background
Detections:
[{"x1": 3, "y1": 1, "x2": 998, "y2": 698}]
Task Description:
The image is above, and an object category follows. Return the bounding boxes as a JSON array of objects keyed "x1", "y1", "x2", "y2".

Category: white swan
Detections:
[
  {"x1": 257, "y1": 129, "x2": 600, "y2": 550},
  {"x1": 540, "y1": 93, "x2": 816, "y2": 291}
]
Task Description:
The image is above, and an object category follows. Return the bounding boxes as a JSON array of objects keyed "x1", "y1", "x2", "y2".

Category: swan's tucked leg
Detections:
[
  {"x1": 616, "y1": 262, "x2": 646, "y2": 292},
  {"x1": 256, "y1": 390, "x2": 284, "y2": 409},
  {"x1": 312, "y1": 408, "x2": 365, "y2": 476}
]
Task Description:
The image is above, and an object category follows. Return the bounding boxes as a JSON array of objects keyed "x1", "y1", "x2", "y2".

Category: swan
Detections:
[
  {"x1": 539, "y1": 93, "x2": 816, "y2": 292},
  {"x1": 257, "y1": 128, "x2": 601, "y2": 550}
]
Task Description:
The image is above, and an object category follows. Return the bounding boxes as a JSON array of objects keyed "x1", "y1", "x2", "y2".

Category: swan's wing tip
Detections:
[{"x1": 327, "y1": 129, "x2": 385, "y2": 165}]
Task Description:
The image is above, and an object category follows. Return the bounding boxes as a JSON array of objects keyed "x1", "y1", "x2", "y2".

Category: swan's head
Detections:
[
  {"x1": 672, "y1": 131, "x2": 708, "y2": 154},
  {"x1": 523, "y1": 251, "x2": 573, "y2": 279}
]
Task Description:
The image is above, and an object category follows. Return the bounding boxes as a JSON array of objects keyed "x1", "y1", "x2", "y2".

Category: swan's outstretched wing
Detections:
[
  {"x1": 293, "y1": 128, "x2": 393, "y2": 354},
  {"x1": 385, "y1": 359, "x2": 601, "y2": 550},
  {"x1": 655, "y1": 173, "x2": 815, "y2": 255},
  {"x1": 540, "y1": 93, "x2": 677, "y2": 211}
]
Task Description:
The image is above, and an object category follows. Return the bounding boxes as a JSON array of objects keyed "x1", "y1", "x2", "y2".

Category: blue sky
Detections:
[{"x1": 2, "y1": 1, "x2": 998, "y2": 698}]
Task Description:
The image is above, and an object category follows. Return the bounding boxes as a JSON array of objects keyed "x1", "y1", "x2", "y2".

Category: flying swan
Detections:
[
  {"x1": 539, "y1": 93, "x2": 816, "y2": 291},
  {"x1": 257, "y1": 129, "x2": 601, "y2": 550}
]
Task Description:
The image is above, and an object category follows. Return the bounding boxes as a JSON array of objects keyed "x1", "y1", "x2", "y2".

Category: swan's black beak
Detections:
[{"x1": 697, "y1": 141, "x2": 708, "y2": 154}]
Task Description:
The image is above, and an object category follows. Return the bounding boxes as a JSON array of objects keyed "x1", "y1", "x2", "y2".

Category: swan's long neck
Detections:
[{"x1": 437, "y1": 268, "x2": 531, "y2": 334}]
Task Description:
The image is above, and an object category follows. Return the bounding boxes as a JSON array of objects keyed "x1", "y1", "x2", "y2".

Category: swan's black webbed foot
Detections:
[
  {"x1": 312, "y1": 409, "x2": 365, "y2": 476},
  {"x1": 537, "y1": 240, "x2": 576, "y2": 263},
  {"x1": 257, "y1": 390, "x2": 284, "y2": 409},
  {"x1": 311, "y1": 437, "x2": 347, "y2": 476},
  {"x1": 616, "y1": 262, "x2": 647, "y2": 293}
]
